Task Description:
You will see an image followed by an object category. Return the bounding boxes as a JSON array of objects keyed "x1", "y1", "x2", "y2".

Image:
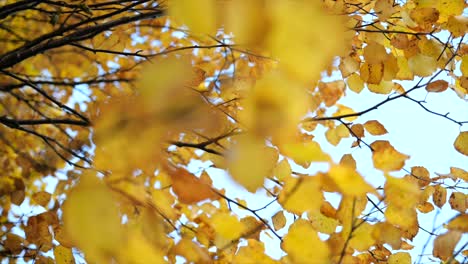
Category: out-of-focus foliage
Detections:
[{"x1": 0, "y1": 0, "x2": 467, "y2": 263}]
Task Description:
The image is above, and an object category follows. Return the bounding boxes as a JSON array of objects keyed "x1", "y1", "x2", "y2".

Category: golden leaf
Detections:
[
  {"x1": 278, "y1": 176, "x2": 322, "y2": 215},
  {"x1": 347, "y1": 73, "x2": 365, "y2": 93},
  {"x1": 233, "y1": 239, "x2": 276, "y2": 264},
  {"x1": 449, "y1": 192, "x2": 467, "y2": 213},
  {"x1": 63, "y1": 175, "x2": 123, "y2": 263},
  {"x1": 307, "y1": 211, "x2": 339, "y2": 235},
  {"x1": 408, "y1": 54, "x2": 437, "y2": 77},
  {"x1": 280, "y1": 141, "x2": 331, "y2": 165},
  {"x1": 169, "y1": 0, "x2": 217, "y2": 33},
  {"x1": 447, "y1": 214, "x2": 468, "y2": 232},
  {"x1": 339, "y1": 154, "x2": 356, "y2": 170},
  {"x1": 371, "y1": 141, "x2": 409, "y2": 171},
  {"x1": 272, "y1": 211, "x2": 287, "y2": 231},
  {"x1": 228, "y1": 136, "x2": 278, "y2": 192},
  {"x1": 363, "y1": 120, "x2": 388, "y2": 136},
  {"x1": 433, "y1": 185, "x2": 447, "y2": 208},
  {"x1": 385, "y1": 175, "x2": 421, "y2": 208},
  {"x1": 454, "y1": 131, "x2": 468, "y2": 156},
  {"x1": 388, "y1": 252, "x2": 411, "y2": 264},
  {"x1": 281, "y1": 219, "x2": 330, "y2": 263},
  {"x1": 211, "y1": 212, "x2": 244, "y2": 240},
  {"x1": 328, "y1": 165, "x2": 374, "y2": 196},
  {"x1": 54, "y1": 245, "x2": 75, "y2": 264}
]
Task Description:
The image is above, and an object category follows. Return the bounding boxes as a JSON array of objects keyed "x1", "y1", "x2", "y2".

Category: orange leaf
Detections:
[
  {"x1": 168, "y1": 168, "x2": 218, "y2": 204},
  {"x1": 426, "y1": 80, "x2": 448, "y2": 92}
]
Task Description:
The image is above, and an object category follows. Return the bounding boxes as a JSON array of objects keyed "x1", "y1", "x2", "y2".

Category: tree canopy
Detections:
[{"x1": 0, "y1": 0, "x2": 467, "y2": 263}]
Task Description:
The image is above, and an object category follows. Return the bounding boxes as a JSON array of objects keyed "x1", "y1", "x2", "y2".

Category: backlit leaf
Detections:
[
  {"x1": 168, "y1": 168, "x2": 218, "y2": 204},
  {"x1": 426, "y1": 80, "x2": 449, "y2": 92},
  {"x1": 53, "y1": 245, "x2": 74, "y2": 264},
  {"x1": 364, "y1": 120, "x2": 388, "y2": 135},
  {"x1": 281, "y1": 219, "x2": 330, "y2": 263},
  {"x1": 388, "y1": 252, "x2": 411, "y2": 264},
  {"x1": 433, "y1": 231, "x2": 462, "y2": 261},
  {"x1": 371, "y1": 141, "x2": 410, "y2": 171},
  {"x1": 454, "y1": 131, "x2": 468, "y2": 156},
  {"x1": 272, "y1": 211, "x2": 287, "y2": 231}
]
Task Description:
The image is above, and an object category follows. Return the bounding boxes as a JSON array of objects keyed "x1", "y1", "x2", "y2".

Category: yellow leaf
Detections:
[
  {"x1": 408, "y1": 54, "x2": 437, "y2": 77},
  {"x1": 372, "y1": 222, "x2": 402, "y2": 250},
  {"x1": 410, "y1": 8, "x2": 439, "y2": 29},
  {"x1": 54, "y1": 245, "x2": 75, "y2": 264},
  {"x1": 63, "y1": 175, "x2": 123, "y2": 263},
  {"x1": 433, "y1": 185, "x2": 447, "y2": 208},
  {"x1": 371, "y1": 141, "x2": 409, "y2": 171},
  {"x1": 364, "y1": 120, "x2": 388, "y2": 135},
  {"x1": 446, "y1": 16, "x2": 468, "y2": 38},
  {"x1": 450, "y1": 167, "x2": 468, "y2": 181},
  {"x1": 268, "y1": 1, "x2": 347, "y2": 81},
  {"x1": 339, "y1": 56, "x2": 360, "y2": 78},
  {"x1": 339, "y1": 154, "x2": 356, "y2": 170},
  {"x1": 437, "y1": 0, "x2": 466, "y2": 22},
  {"x1": 211, "y1": 213, "x2": 244, "y2": 240},
  {"x1": 281, "y1": 219, "x2": 330, "y2": 263},
  {"x1": 168, "y1": 168, "x2": 218, "y2": 204},
  {"x1": 411, "y1": 166, "x2": 430, "y2": 187},
  {"x1": 447, "y1": 214, "x2": 468, "y2": 232},
  {"x1": 374, "y1": 0, "x2": 394, "y2": 21},
  {"x1": 228, "y1": 136, "x2": 278, "y2": 192},
  {"x1": 385, "y1": 205, "x2": 418, "y2": 229},
  {"x1": 449, "y1": 192, "x2": 467, "y2": 213},
  {"x1": 151, "y1": 189, "x2": 178, "y2": 221},
  {"x1": 368, "y1": 81, "x2": 394, "y2": 94},
  {"x1": 417, "y1": 202, "x2": 434, "y2": 213},
  {"x1": 307, "y1": 211, "x2": 339, "y2": 235},
  {"x1": 426, "y1": 80, "x2": 449, "y2": 92},
  {"x1": 454, "y1": 131, "x2": 468, "y2": 156},
  {"x1": 360, "y1": 62, "x2": 384, "y2": 84},
  {"x1": 388, "y1": 252, "x2": 411, "y2": 264},
  {"x1": 280, "y1": 141, "x2": 331, "y2": 165},
  {"x1": 433, "y1": 231, "x2": 462, "y2": 261},
  {"x1": 233, "y1": 239, "x2": 276, "y2": 264},
  {"x1": 347, "y1": 73, "x2": 365, "y2": 93},
  {"x1": 169, "y1": 0, "x2": 217, "y2": 33},
  {"x1": 119, "y1": 231, "x2": 165, "y2": 264},
  {"x1": 278, "y1": 176, "x2": 322, "y2": 215},
  {"x1": 385, "y1": 175, "x2": 421, "y2": 208},
  {"x1": 273, "y1": 159, "x2": 291, "y2": 181},
  {"x1": 363, "y1": 41, "x2": 387, "y2": 64},
  {"x1": 272, "y1": 211, "x2": 287, "y2": 231},
  {"x1": 349, "y1": 222, "x2": 375, "y2": 251},
  {"x1": 172, "y1": 238, "x2": 211, "y2": 264},
  {"x1": 328, "y1": 165, "x2": 374, "y2": 196}
]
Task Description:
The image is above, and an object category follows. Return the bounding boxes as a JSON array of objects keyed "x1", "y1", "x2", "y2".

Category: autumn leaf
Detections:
[
  {"x1": 168, "y1": 167, "x2": 218, "y2": 204},
  {"x1": 281, "y1": 219, "x2": 330, "y2": 263},
  {"x1": 433, "y1": 231, "x2": 462, "y2": 261},
  {"x1": 371, "y1": 141, "x2": 410, "y2": 171},
  {"x1": 454, "y1": 131, "x2": 468, "y2": 156},
  {"x1": 363, "y1": 120, "x2": 388, "y2": 135},
  {"x1": 63, "y1": 175, "x2": 123, "y2": 263}
]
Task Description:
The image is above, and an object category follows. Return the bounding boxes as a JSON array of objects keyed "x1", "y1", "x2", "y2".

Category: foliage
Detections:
[{"x1": 0, "y1": 0, "x2": 467, "y2": 263}]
